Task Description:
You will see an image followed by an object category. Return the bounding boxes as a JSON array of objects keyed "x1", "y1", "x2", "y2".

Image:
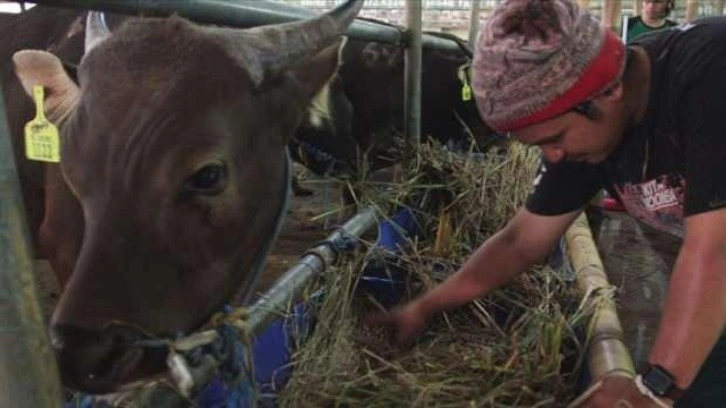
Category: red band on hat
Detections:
[{"x1": 495, "y1": 30, "x2": 626, "y2": 132}]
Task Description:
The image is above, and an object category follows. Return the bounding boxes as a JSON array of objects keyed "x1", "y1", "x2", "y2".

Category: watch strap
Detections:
[{"x1": 639, "y1": 364, "x2": 686, "y2": 401}]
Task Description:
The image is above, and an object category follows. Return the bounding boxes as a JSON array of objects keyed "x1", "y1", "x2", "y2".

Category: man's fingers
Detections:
[{"x1": 362, "y1": 310, "x2": 395, "y2": 327}]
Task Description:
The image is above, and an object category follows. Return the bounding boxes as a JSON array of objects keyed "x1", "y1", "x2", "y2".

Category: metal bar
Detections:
[
  {"x1": 468, "y1": 0, "x2": 481, "y2": 47},
  {"x1": 0, "y1": 83, "x2": 63, "y2": 404},
  {"x1": 404, "y1": 0, "x2": 422, "y2": 150},
  {"x1": 247, "y1": 206, "x2": 377, "y2": 337},
  {"x1": 25, "y1": 0, "x2": 463, "y2": 52}
]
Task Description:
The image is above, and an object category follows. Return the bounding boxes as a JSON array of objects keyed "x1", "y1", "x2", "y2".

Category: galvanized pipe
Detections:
[
  {"x1": 26, "y1": 0, "x2": 463, "y2": 52},
  {"x1": 0, "y1": 84, "x2": 63, "y2": 405},
  {"x1": 468, "y1": 0, "x2": 481, "y2": 47},
  {"x1": 247, "y1": 206, "x2": 378, "y2": 337},
  {"x1": 404, "y1": 0, "x2": 422, "y2": 150}
]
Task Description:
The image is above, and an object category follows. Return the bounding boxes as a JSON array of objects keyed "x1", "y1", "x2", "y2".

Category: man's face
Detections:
[
  {"x1": 644, "y1": 0, "x2": 669, "y2": 21},
  {"x1": 512, "y1": 92, "x2": 628, "y2": 164}
]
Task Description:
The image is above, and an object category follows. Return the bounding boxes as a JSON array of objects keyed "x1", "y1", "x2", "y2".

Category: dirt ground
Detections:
[{"x1": 32, "y1": 164, "x2": 343, "y2": 323}]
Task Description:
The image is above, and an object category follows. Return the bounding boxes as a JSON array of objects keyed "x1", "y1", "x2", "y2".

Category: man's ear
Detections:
[
  {"x1": 13, "y1": 50, "x2": 80, "y2": 124},
  {"x1": 601, "y1": 81, "x2": 624, "y2": 102}
]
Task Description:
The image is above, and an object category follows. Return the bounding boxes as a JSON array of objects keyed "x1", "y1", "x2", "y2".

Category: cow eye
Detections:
[{"x1": 185, "y1": 164, "x2": 227, "y2": 195}]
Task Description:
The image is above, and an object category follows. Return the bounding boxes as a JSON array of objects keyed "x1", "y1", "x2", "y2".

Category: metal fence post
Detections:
[
  {"x1": 404, "y1": 0, "x2": 422, "y2": 153},
  {"x1": 0, "y1": 83, "x2": 63, "y2": 404},
  {"x1": 468, "y1": 0, "x2": 481, "y2": 46}
]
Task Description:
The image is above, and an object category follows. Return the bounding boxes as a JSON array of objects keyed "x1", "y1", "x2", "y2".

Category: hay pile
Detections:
[{"x1": 278, "y1": 142, "x2": 594, "y2": 407}]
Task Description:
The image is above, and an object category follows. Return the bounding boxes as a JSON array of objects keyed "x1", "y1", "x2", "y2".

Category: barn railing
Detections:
[{"x1": 26, "y1": 0, "x2": 464, "y2": 52}]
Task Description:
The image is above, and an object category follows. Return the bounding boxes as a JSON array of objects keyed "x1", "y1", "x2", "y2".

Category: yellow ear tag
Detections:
[
  {"x1": 457, "y1": 64, "x2": 473, "y2": 102},
  {"x1": 461, "y1": 83, "x2": 472, "y2": 102},
  {"x1": 24, "y1": 85, "x2": 60, "y2": 163}
]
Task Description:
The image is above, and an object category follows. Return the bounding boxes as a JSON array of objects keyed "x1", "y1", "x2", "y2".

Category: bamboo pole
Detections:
[
  {"x1": 565, "y1": 213, "x2": 635, "y2": 380},
  {"x1": 686, "y1": 0, "x2": 700, "y2": 21}
]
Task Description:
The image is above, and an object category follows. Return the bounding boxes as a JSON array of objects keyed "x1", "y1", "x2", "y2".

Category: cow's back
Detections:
[{"x1": 336, "y1": 38, "x2": 492, "y2": 170}]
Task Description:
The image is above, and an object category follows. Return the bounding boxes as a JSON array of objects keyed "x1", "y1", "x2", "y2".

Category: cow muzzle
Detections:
[{"x1": 50, "y1": 322, "x2": 167, "y2": 394}]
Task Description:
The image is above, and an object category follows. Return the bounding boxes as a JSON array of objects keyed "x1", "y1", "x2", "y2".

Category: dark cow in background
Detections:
[
  {"x1": 1, "y1": 0, "x2": 362, "y2": 394},
  {"x1": 289, "y1": 24, "x2": 502, "y2": 192}
]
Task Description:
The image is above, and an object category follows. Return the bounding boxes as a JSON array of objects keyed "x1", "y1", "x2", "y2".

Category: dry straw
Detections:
[{"x1": 278, "y1": 141, "x2": 598, "y2": 407}]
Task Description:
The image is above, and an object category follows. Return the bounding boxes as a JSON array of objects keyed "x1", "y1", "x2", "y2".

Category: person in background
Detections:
[
  {"x1": 626, "y1": 0, "x2": 678, "y2": 42},
  {"x1": 368, "y1": 0, "x2": 726, "y2": 406}
]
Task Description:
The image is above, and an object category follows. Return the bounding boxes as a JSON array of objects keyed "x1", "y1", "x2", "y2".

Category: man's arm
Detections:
[
  {"x1": 415, "y1": 206, "x2": 582, "y2": 316},
  {"x1": 648, "y1": 208, "x2": 726, "y2": 389}
]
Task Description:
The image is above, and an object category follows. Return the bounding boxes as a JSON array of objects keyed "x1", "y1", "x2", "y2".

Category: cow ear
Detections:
[
  {"x1": 13, "y1": 50, "x2": 81, "y2": 124},
  {"x1": 288, "y1": 38, "x2": 345, "y2": 105}
]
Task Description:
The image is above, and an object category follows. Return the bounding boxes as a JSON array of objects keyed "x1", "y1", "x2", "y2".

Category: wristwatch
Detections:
[{"x1": 640, "y1": 364, "x2": 686, "y2": 401}]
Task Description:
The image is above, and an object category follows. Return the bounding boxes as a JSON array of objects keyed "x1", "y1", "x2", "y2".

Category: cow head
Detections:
[{"x1": 13, "y1": 0, "x2": 362, "y2": 394}]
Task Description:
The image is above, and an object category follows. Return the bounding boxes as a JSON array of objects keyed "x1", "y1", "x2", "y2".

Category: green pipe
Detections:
[{"x1": 28, "y1": 0, "x2": 464, "y2": 52}]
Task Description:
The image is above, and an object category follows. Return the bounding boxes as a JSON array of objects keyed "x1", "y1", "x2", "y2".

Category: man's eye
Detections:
[{"x1": 184, "y1": 164, "x2": 227, "y2": 195}]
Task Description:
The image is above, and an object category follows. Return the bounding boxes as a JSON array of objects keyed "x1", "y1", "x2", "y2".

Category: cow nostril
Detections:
[{"x1": 50, "y1": 323, "x2": 150, "y2": 393}]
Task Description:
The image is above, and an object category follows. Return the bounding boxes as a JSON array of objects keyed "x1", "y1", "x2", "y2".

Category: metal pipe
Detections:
[
  {"x1": 247, "y1": 206, "x2": 378, "y2": 337},
  {"x1": 26, "y1": 0, "x2": 463, "y2": 52},
  {"x1": 468, "y1": 0, "x2": 481, "y2": 47},
  {"x1": 404, "y1": 0, "x2": 422, "y2": 151},
  {"x1": 0, "y1": 83, "x2": 63, "y2": 405}
]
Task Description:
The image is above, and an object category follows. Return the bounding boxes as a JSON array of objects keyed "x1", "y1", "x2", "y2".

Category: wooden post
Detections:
[
  {"x1": 686, "y1": 0, "x2": 700, "y2": 21},
  {"x1": 601, "y1": 0, "x2": 623, "y2": 32},
  {"x1": 634, "y1": 0, "x2": 643, "y2": 16}
]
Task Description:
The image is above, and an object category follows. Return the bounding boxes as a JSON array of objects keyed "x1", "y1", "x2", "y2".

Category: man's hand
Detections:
[
  {"x1": 569, "y1": 375, "x2": 672, "y2": 408},
  {"x1": 364, "y1": 300, "x2": 430, "y2": 348}
]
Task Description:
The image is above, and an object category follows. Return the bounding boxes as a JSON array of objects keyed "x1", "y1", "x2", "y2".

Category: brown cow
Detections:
[{"x1": 2, "y1": 1, "x2": 363, "y2": 394}]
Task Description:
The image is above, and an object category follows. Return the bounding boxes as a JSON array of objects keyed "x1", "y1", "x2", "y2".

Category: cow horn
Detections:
[
  {"x1": 215, "y1": 0, "x2": 363, "y2": 86},
  {"x1": 85, "y1": 11, "x2": 111, "y2": 53},
  {"x1": 252, "y1": 0, "x2": 362, "y2": 75}
]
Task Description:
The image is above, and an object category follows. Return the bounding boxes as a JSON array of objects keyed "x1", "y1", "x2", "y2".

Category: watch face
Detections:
[{"x1": 643, "y1": 366, "x2": 674, "y2": 396}]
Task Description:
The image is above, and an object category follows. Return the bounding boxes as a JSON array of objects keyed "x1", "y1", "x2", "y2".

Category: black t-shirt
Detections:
[{"x1": 526, "y1": 18, "x2": 726, "y2": 237}]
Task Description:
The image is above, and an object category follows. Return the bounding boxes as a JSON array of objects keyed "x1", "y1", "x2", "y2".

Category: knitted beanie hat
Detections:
[{"x1": 472, "y1": 0, "x2": 626, "y2": 132}]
